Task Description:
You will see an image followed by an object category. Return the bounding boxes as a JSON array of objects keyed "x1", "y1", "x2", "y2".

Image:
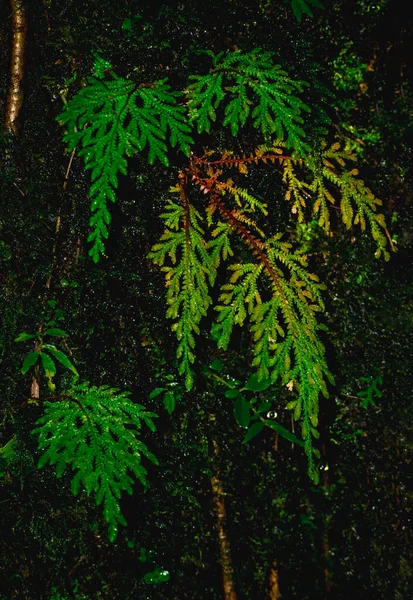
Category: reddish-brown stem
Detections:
[
  {"x1": 192, "y1": 152, "x2": 290, "y2": 168},
  {"x1": 197, "y1": 179, "x2": 287, "y2": 304}
]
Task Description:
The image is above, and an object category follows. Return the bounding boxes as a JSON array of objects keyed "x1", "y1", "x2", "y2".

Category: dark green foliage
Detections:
[
  {"x1": 186, "y1": 48, "x2": 311, "y2": 153},
  {"x1": 32, "y1": 382, "x2": 158, "y2": 541},
  {"x1": 290, "y1": 0, "x2": 324, "y2": 22},
  {"x1": 1, "y1": 1, "x2": 411, "y2": 596}
]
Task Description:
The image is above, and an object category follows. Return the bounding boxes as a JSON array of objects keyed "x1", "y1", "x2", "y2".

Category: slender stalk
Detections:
[
  {"x1": 209, "y1": 413, "x2": 237, "y2": 600},
  {"x1": 268, "y1": 559, "x2": 282, "y2": 599},
  {"x1": 5, "y1": 0, "x2": 28, "y2": 134}
]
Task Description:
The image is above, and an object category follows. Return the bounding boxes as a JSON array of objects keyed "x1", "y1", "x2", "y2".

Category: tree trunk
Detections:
[
  {"x1": 5, "y1": 0, "x2": 28, "y2": 134},
  {"x1": 209, "y1": 414, "x2": 237, "y2": 600},
  {"x1": 268, "y1": 559, "x2": 282, "y2": 600}
]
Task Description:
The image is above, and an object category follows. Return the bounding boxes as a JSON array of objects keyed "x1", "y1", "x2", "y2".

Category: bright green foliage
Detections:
[
  {"x1": 58, "y1": 74, "x2": 193, "y2": 262},
  {"x1": 185, "y1": 49, "x2": 311, "y2": 154},
  {"x1": 148, "y1": 186, "x2": 216, "y2": 389},
  {"x1": 32, "y1": 382, "x2": 158, "y2": 541}
]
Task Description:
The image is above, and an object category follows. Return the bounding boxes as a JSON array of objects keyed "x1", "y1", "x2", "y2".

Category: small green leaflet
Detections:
[
  {"x1": 43, "y1": 344, "x2": 79, "y2": 377},
  {"x1": 210, "y1": 358, "x2": 224, "y2": 372},
  {"x1": 44, "y1": 328, "x2": 69, "y2": 337},
  {"x1": 242, "y1": 421, "x2": 265, "y2": 444},
  {"x1": 163, "y1": 391, "x2": 176, "y2": 414},
  {"x1": 264, "y1": 420, "x2": 304, "y2": 446},
  {"x1": 122, "y1": 17, "x2": 133, "y2": 31},
  {"x1": 21, "y1": 351, "x2": 39, "y2": 374},
  {"x1": 14, "y1": 332, "x2": 38, "y2": 342},
  {"x1": 234, "y1": 396, "x2": 251, "y2": 428},
  {"x1": 225, "y1": 389, "x2": 240, "y2": 399},
  {"x1": 40, "y1": 352, "x2": 56, "y2": 378},
  {"x1": 148, "y1": 387, "x2": 176, "y2": 414},
  {"x1": 148, "y1": 387, "x2": 166, "y2": 399},
  {"x1": 245, "y1": 373, "x2": 271, "y2": 392}
]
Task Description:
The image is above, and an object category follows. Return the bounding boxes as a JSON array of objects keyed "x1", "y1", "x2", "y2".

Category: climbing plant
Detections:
[{"x1": 57, "y1": 49, "x2": 390, "y2": 482}]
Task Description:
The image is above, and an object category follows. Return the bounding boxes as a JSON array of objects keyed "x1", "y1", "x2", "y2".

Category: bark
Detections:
[
  {"x1": 5, "y1": 0, "x2": 28, "y2": 134},
  {"x1": 209, "y1": 414, "x2": 237, "y2": 600},
  {"x1": 268, "y1": 560, "x2": 282, "y2": 600}
]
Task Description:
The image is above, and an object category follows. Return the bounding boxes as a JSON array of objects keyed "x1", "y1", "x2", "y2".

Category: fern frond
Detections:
[
  {"x1": 278, "y1": 142, "x2": 389, "y2": 256},
  {"x1": 213, "y1": 226, "x2": 331, "y2": 480},
  {"x1": 58, "y1": 75, "x2": 193, "y2": 262},
  {"x1": 215, "y1": 262, "x2": 264, "y2": 350},
  {"x1": 217, "y1": 180, "x2": 268, "y2": 216},
  {"x1": 282, "y1": 158, "x2": 311, "y2": 222},
  {"x1": 209, "y1": 220, "x2": 234, "y2": 266},
  {"x1": 32, "y1": 382, "x2": 158, "y2": 541},
  {"x1": 148, "y1": 176, "x2": 214, "y2": 389},
  {"x1": 185, "y1": 71, "x2": 226, "y2": 133},
  {"x1": 320, "y1": 143, "x2": 389, "y2": 257},
  {"x1": 185, "y1": 49, "x2": 311, "y2": 154}
]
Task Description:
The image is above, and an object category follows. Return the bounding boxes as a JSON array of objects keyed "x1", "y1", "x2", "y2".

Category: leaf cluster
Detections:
[
  {"x1": 58, "y1": 74, "x2": 193, "y2": 262},
  {"x1": 186, "y1": 48, "x2": 311, "y2": 154},
  {"x1": 15, "y1": 328, "x2": 78, "y2": 392},
  {"x1": 32, "y1": 381, "x2": 158, "y2": 541}
]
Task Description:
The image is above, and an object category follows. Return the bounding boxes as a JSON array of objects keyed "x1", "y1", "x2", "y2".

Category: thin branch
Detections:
[{"x1": 5, "y1": 0, "x2": 28, "y2": 134}]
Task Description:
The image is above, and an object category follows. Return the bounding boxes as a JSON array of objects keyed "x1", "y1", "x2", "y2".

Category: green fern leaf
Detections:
[
  {"x1": 185, "y1": 49, "x2": 311, "y2": 154},
  {"x1": 214, "y1": 232, "x2": 332, "y2": 477},
  {"x1": 32, "y1": 381, "x2": 158, "y2": 541},
  {"x1": 58, "y1": 74, "x2": 193, "y2": 262},
  {"x1": 148, "y1": 183, "x2": 215, "y2": 389}
]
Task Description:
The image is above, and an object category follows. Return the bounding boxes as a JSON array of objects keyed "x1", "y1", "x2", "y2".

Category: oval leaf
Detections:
[
  {"x1": 242, "y1": 421, "x2": 265, "y2": 444},
  {"x1": 245, "y1": 373, "x2": 271, "y2": 392},
  {"x1": 148, "y1": 387, "x2": 166, "y2": 399},
  {"x1": 225, "y1": 388, "x2": 240, "y2": 399},
  {"x1": 14, "y1": 332, "x2": 37, "y2": 342},
  {"x1": 210, "y1": 358, "x2": 224, "y2": 372},
  {"x1": 264, "y1": 420, "x2": 305, "y2": 447},
  {"x1": 40, "y1": 352, "x2": 56, "y2": 378},
  {"x1": 44, "y1": 328, "x2": 69, "y2": 337},
  {"x1": 21, "y1": 351, "x2": 39, "y2": 374},
  {"x1": 163, "y1": 391, "x2": 176, "y2": 415},
  {"x1": 234, "y1": 396, "x2": 251, "y2": 428},
  {"x1": 43, "y1": 344, "x2": 79, "y2": 376}
]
